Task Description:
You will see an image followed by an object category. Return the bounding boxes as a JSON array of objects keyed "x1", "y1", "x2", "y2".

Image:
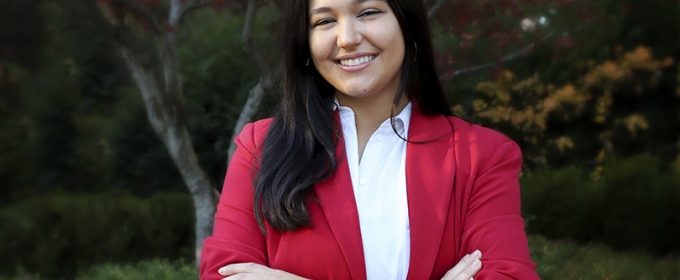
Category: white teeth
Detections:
[{"x1": 339, "y1": 55, "x2": 375, "y2": 66}]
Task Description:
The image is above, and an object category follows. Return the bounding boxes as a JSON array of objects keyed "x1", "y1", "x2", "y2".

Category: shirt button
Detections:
[
  {"x1": 359, "y1": 178, "x2": 367, "y2": 185},
  {"x1": 376, "y1": 134, "x2": 384, "y2": 141}
]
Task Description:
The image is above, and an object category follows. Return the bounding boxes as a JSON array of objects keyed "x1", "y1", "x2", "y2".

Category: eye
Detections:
[
  {"x1": 312, "y1": 18, "x2": 336, "y2": 27},
  {"x1": 358, "y1": 9, "x2": 382, "y2": 18}
]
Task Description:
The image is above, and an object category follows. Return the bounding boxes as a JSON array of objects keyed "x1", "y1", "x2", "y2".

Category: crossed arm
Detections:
[{"x1": 216, "y1": 252, "x2": 483, "y2": 280}]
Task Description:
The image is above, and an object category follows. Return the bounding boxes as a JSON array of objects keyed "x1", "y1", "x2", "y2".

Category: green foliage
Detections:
[
  {"x1": 176, "y1": 4, "x2": 282, "y2": 187},
  {"x1": 101, "y1": 88, "x2": 185, "y2": 195},
  {"x1": 529, "y1": 234, "x2": 680, "y2": 279},
  {"x1": 75, "y1": 259, "x2": 197, "y2": 280},
  {"x1": 0, "y1": 192, "x2": 194, "y2": 279},
  {"x1": 522, "y1": 154, "x2": 680, "y2": 255}
]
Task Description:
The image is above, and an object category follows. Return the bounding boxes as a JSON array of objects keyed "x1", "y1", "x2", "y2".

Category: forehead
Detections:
[{"x1": 309, "y1": 0, "x2": 387, "y2": 10}]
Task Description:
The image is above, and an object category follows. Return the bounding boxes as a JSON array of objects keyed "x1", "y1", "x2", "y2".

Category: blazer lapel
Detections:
[
  {"x1": 314, "y1": 113, "x2": 367, "y2": 280},
  {"x1": 405, "y1": 108, "x2": 456, "y2": 280}
]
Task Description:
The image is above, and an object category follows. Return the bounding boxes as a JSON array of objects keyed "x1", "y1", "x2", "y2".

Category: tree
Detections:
[{"x1": 93, "y1": 0, "x2": 219, "y2": 261}]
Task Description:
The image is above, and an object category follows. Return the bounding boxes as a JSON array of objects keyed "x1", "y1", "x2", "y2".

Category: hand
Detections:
[
  {"x1": 440, "y1": 250, "x2": 483, "y2": 280},
  {"x1": 218, "y1": 263, "x2": 309, "y2": 280}
]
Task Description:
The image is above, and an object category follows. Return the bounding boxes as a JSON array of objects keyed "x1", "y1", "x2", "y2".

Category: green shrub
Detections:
[
  {"x1": 0, "y1": 192, "x2": 194, "y2": 279},
  {"x1": 75, "y1": 259, "x2": 196, "y2": 280},
  {"x1": 529, "y1": 234, "x2": 680, "y2": 279},
  {"x1": 522, "y1": 154, "x2": 680, "y2": 255}
]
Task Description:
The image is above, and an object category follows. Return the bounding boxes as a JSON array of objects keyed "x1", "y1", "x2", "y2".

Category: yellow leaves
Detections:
[
  {"x1": 623, "y1": 46, "x2": 669, "y2": 71},
  {"x1": 601, "y1": 61, "x2": 627, "y2": 80},
  {"x1": 661, "y1": 57, "x2": 675, "y2": 68},
  {"x1": 472, "y1": 99, "x2": 488, "y2": 111},
  {"x1": 624, "y1": 46, "x2": 654, "y2": 69},
  {"x1": 543, "y1": 84, "x2": 590, "y2": 114},
  {"x1": 500, "y1": 70, "x2": 515, "y2": 82},
  {"x1": 511, "y1": 107, "x2": 535, "y2": 125},
  {"x1": 594, "y1": 91, "x2": 612, "y2": 124},
  {"x1": 622, "y1": 114, "x2": 649, "y2": 137},
  {"x1": 477, "y1": 105, "x2": 513, "y2": 123},
  {"x1": 590, "y1": 146, "x2": 605, "y2": 182},
  {"x1": 469, "y1": 45, "x2": 672, "y2": 157},
  {"x1": 512, "y1": 73, "x2": 538, "y2": 92},
  {"x1": 596, "y1": 149, "x2": 606, "y2": 163},
  {"x1": 590, "y1": 165, "x2": 604, "y2": 181},
  {"x1": 553, "y1": 136, "x2": 574, "y2": 154},
  {"x1": 474, "y1": 71, "x2": 548, "y2": 131},
  {"x1": 582, "y1": 46, "x2": 674, "y2": 88},
  {"x1": 554, "y1": 136, "x2": 574, "y2": 151},
  {"x1": 451, "y1": 104, "x2": 466, "y2": 116},
  {"x1": 475, "y1": 73, "x2": 512, "y2": 105}
]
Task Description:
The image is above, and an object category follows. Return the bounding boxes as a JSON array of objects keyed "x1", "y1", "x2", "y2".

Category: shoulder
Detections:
[
  {"x1": 447, "y1": 117, "x2": 515, "y2": 146},
  {"x1": 234, "y1": 118, "x2": 274, "y2": 153},
  {"x1": 446, "y1": 116, "x2": 521, "y2": 172}
]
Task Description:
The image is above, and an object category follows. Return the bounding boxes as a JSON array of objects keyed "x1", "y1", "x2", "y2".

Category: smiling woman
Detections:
[
  {"x1": 199, "y1": 0, "x2": 540, "y2": 279},
  {"x1": 309, "y1": 0, "x2": 404, "y2": 101}
]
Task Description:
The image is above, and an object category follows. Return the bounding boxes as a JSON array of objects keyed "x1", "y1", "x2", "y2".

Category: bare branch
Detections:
[
  {"x1": 168, "y1": 0, "x2": 182, "y2": 30},
  {"x1": 110, "y1": 0, "x2": 163, "y2": 35},
  {"x1": 441, "y1": 17, "x2": 597, "y2": 80},
  {"x1": 427, "y1": 0, "x2": 451, "y2": 19},
  {"x1": 227, "y1": 0, "x2": 277, "y2": 160},
  {"x1": 228, "y1": 73, "x2": 276, "y2": 160},
  {"x1": 242, "y1": 0, "x2": 270, "y2": 75},
  {"x1": 171, "y1": 0, "x2": 213, "y2": 29}
]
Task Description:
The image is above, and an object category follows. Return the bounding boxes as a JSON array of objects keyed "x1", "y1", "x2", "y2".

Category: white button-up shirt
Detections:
[{"x1": 336, "y1": 101, "x2": 412, "y2": 280}]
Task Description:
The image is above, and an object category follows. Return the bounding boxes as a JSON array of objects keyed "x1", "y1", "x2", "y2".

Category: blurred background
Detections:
[{"x1": 0, "y1": 0, "x2": 678, "y2": 279}]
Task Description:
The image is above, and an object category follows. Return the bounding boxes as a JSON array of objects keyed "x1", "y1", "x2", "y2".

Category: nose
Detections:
[{"x1": 336, "y1": 19, "x2": 361, "y2": 49}]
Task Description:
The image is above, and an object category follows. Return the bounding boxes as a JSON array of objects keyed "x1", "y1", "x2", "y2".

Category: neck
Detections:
[
  {"x1": 335, "y1": 91, "x2": 408, "y2": 126},
  {"x1": 336, "y1": 89, "x2": 409, "y2": 161}
]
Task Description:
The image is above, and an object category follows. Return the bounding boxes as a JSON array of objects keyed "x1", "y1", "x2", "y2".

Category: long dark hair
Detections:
[{"x1": 253, "y1": 0, "x2": 452, "y2": 232}]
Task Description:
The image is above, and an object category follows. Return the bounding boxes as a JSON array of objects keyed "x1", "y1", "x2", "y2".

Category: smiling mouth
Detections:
[{"x1": 337, "y1": 55, "x2": 377, "y2": 67}]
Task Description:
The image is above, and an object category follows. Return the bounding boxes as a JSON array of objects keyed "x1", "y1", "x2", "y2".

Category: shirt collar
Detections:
[{"x1": 333, "y1": 96, "x2": 412, "y2": 138}]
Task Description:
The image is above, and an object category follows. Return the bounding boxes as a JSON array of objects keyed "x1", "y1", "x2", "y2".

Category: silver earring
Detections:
[{"x1": 306, "y1": 58, "x2": 310, "y2": 66}]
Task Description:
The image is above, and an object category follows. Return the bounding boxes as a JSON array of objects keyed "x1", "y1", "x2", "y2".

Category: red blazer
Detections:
[{"x1": 200, "y1": 108, "x2": 539, "y2": 280}]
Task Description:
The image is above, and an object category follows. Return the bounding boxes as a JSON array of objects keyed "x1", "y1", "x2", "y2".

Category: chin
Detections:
[{"x1": 337, "y1": 88, "x2": 372, "y2": 98}]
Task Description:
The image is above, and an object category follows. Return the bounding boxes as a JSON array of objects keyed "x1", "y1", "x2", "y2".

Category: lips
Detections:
[{"x1": 337, "y1": 54, "x2": 377, "y2": 66}]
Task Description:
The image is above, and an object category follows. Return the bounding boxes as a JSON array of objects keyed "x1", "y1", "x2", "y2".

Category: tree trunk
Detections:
[
  {"x1": 117, "y1": 36, "x2": 217, "y2": 262},
  {"x1": 227, "y1": 0, "x2": 276, "y2": 161}
]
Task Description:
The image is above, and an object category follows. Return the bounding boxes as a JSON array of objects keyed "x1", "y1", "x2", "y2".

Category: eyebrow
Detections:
[{"x1": 309, "y1": 0, "x2": 385, "y2": 16}]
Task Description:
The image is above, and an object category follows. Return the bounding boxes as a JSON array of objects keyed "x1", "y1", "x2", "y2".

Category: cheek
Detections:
[
  {"x1": 371, "y1": 21, "x2": 405, "y2": 59},
  {"x1": 309, "y1": 35, "x2": 330, "y2": 62}
]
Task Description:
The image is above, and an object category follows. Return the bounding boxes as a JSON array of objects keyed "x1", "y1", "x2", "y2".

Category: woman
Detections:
[{"x1": 200, "y1": 0, "x2": 539, "y2": 279}]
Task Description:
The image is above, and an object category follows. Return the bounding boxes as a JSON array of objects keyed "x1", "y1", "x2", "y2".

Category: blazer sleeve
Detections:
[
  {"x1": 460, "y1": 136, "x2": 539, "y2": 279},
  {"x1": 199, "y1": 122, "x2": 268, "y2": 280}
]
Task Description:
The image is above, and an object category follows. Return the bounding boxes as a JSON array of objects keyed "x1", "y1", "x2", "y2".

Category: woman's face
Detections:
[{"x1": 308, "y1": 0, "x2": 405, "y2": 101}]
